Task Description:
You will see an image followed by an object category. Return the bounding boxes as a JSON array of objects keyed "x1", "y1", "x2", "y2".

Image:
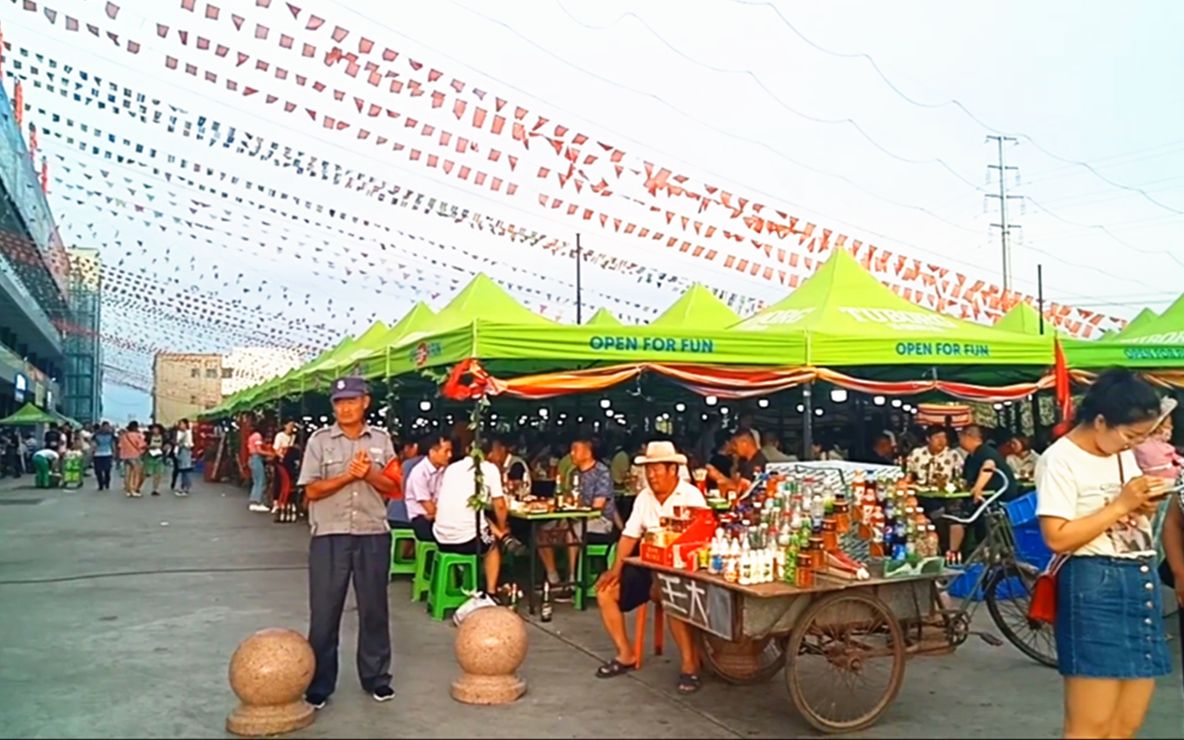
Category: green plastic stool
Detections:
[
  {"x1": 411, "y1": 540, "x2": 439, "y2": 603},
  {"x1": 389, "y1": 528, "x2": 418, "y2": 577},
  {"x1": 428, "y1": 552, "x2": 479, "y2": 621},
  {"x1": 63, "y1": 455, "x2": 83, "y2": 488},
  {"x1": 575, "y1": 542, "x2": 617, "y2": 611}
]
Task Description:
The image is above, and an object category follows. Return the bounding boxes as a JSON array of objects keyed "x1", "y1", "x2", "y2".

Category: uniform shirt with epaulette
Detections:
[{"x1": 298, "y1": 424, "x2": 396, "y2": 537}]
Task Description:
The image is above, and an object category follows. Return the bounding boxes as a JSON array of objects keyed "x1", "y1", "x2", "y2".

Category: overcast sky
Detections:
[{"x1": 2, "y1": 0, "x2": 1180, "y2": 421}]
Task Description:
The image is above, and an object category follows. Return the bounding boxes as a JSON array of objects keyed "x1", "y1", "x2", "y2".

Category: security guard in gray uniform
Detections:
[{"x1": 298, "y1": 377, "x2": 398, "y2": 708}]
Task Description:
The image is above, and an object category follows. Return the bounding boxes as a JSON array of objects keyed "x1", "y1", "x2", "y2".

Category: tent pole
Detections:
[
  {"x1": 802, "y1": 383, "x2": 814, "y2": 460},
  {"x1": 575, "y1": 233, "x2": 583, "y2": 324},
  {"x1": 1037, "y1": 264, "x2": 1045, "y2": 336}
]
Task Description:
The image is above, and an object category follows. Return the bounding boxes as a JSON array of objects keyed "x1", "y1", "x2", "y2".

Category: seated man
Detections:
[
  {"x1": 539, "y1": 436, "x2": 620, "y2": 594},
  {"x1": 594, "y1": 440, "x2": 707, "y2": 695},
  {"x1": 403, "y1": 434, "x2": 452, "y2": 543},
  {"x1": 432, "y1": 438, "x2": 510, "y2": 596}
]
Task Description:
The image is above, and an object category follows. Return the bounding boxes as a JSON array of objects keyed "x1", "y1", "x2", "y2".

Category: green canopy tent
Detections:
[
  {"x1": 1104, "y1": 307, "x2": 1158, "y2": 342},
  {"x1": 649, "y1": 283, "x2": 739, "y2": 330},
  {"x1": 1064, "y1": 293, "x2": 1184, "y2": 370},
  {"x1": 0, "y1": 403, "x2": 59, "y2": 425},
  {"x1": 994, "y1": 301, "x2": 1055, "y2": 336},
  {"x1": 320, "y1": 320, "x2": 394, "y2": 382},
  {"x1": 374, "y1": 273, "x2": 805, "y2": 380},
  {"x1": 50, "y1": 410, "x2": 83, "y2": 428},
  {"x1": 353, "y1": 302, "x2": 437, "y2": 380},
  {"x1": 584, "y1": 307, "x2": 623, "y2": 327},
  {"x1": 732, "y1": 248, "x2": 1055, "y2": 376}
]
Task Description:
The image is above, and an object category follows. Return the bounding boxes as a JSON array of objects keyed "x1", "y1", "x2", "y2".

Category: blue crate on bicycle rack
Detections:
[
  {"x1": 948, "y1": 563, "x2": 1026, "y2": 601},
  {"x1": 1002, "y1": 491, "x2": 1038, "y2": 527},
  {"x1": 1013, "y1": 521, "x2": 1053, "y2": 570}
]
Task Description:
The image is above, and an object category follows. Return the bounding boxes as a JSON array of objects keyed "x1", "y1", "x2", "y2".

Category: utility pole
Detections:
[{"x1": 986, "y1": 135, "x2": 1023, "y2": 292}]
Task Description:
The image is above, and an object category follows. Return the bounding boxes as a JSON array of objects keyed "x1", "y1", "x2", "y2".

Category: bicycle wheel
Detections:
[{"x1": 985, "y1": 563, "x2": 1058, "y2": 668}]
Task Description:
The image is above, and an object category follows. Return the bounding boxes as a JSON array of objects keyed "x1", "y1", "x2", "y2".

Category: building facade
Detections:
[
  {"x1": 152, "y1": 353, "x2": 224, "y2": 427},
  {"x1": 0, "y1": 82, "x2": 68, "y2": 419},
  {"x1": 63, "y1": 248, "x2": 103, "y2": 424}
]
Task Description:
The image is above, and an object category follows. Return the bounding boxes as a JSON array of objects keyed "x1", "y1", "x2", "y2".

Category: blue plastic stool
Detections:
[
  {"x1": 411, "y1": 540, "x2": 439, "y2": 603},
  {"x1": 389, "y1": 528, "x2": 418, "y2": 577},
  {"x1": 428, "y1": 552, "x2": 479, "y2": 621}
]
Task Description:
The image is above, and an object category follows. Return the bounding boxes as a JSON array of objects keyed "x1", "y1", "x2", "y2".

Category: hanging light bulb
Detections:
[
  {"x1": 795, "y1": 404, "x2": 805, "y2": 413},
  {"x1": 675, "y1": 402, "x2": 687, "y2": 413},
  {"x1": 872, "y1": 396, "x2": 886, "y2": 407},
  {"x1": 757, "y1": 398, "x2": 770, "y2": 408},
  {"x1": 814, "y1": 408, "x2": 824, "y2": 417},
  {"x1": 891, "y1": 399, "x2": 902, "y2": 409},
  {"x1": 705, "y1": 395, "x2": 718, "y2": 406},
  {"x1": 830, "y1": 389, "x2": 848, "y2": 404},
  {"x1": 419, "y1": 400, "x2": 432, "y2": 412},
  {"x1": 599, "y1": 398, "x2": 612, "y2": 409}
]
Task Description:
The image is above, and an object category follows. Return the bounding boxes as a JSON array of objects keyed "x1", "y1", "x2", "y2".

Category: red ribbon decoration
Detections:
[{"x1": 441, "y1": 358, "x2": 493, "y2": 401}]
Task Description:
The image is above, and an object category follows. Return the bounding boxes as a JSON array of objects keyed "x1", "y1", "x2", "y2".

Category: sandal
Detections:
[
  {"x1": 677, "y1": 673, "x2": 702, "y2": 695},
  {"x1": 595, "y1": 659, "x2": 637, "y2": 679}
]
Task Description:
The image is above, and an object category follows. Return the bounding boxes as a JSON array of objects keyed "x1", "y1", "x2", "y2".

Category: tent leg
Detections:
[{"x1": 802, "y1": 383, "x2": 814, "y2": 460}]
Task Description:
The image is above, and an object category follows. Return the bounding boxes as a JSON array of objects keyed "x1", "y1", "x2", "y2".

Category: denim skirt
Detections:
[{"x1": 1055, "y1": 555, "x2": 1171, "y2": 678}]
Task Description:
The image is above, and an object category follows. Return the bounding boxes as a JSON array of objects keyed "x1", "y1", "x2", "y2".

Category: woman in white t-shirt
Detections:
[{"x1": 1035, "y1": 370, "x2": 1172, "y2": 739}]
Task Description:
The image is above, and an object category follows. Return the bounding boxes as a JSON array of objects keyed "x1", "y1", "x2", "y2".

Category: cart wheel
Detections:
[
  {"x1": 698, "y1": 633, "x2": 786, "y2": 685},
  {"x1": 785, "y1": 591, "x2": 906, "y2": 734}
]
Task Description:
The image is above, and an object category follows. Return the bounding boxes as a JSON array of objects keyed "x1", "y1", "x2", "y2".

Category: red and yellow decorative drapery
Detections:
[{"x1": 441, "y1": 358, "x2": 1062, "y2": 404}]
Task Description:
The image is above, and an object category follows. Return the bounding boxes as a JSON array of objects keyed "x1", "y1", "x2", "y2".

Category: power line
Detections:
[
  {"x1": 444, "y1": 0, "x2": 986, "y2": 237},
  {"x1": 725, "y1": 0, "x2": 1184, "y2": 217},
  {"x1": 553, "y1": 1, "x2": 987, "y2": 194},
  {"x1": 1025, "y1": 196, "x2": 1184, "y2": 269}
]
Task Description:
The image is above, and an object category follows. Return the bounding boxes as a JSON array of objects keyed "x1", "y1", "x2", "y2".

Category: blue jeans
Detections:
[
  {"x1": 249, "y1": 454, "x2": 266, "y2": 503},
  {"x1": 179, "y1": 468, "x2": 192, "y2": 492}
]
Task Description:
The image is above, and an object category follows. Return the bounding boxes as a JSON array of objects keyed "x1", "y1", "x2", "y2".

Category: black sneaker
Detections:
[
  {"x1": 305, "y1": 693, "x2": 328, "y2": 710},
  {"x1": 372, "y1": 686, "x2": 395, "y2": 703}
]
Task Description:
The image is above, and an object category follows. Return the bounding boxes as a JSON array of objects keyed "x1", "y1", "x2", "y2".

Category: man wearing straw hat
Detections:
[{"x1": 593, "y1": 440, "x2": 708, "y2": 695}]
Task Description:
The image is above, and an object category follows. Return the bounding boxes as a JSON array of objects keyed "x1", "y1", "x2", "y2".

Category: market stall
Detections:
[{"x1": 625, "y1": 461, "x2": 1046, "y2": 733}]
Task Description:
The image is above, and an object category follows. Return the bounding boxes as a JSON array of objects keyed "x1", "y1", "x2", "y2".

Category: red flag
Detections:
[{"x1": 1052, "y1": 338, "x2": 1074, "y2": 438}]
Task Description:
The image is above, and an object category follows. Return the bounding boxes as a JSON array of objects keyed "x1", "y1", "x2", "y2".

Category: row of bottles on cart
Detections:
[{"x1": 703, "y1": 468, "x2": 943, "y2": 586}]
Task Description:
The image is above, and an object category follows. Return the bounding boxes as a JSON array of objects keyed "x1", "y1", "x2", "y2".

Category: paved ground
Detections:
[{"x1": 0, "y1": 474, "x2": 1180, "y2": 738}]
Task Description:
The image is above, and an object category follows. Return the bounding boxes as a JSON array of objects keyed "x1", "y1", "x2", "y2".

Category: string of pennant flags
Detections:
[
  {"x1": 2, "y1": 0, "x2": 1126, "y2": 389},
  {"x1": 8, "y1": 49, "x2": 719, "y2": 315}
]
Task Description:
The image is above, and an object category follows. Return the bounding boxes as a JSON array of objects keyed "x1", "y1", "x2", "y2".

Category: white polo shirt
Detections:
[
  {"x1": 433, "y1": 458, "x2": 506, "y2": 545},
  {"x1": 622, "y1": 480, "x2": 708, "y2": 540}
]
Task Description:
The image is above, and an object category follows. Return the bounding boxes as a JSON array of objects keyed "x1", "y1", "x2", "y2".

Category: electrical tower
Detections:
[{"x1": 986, "y1": 135, "x2": 1024, "y2": 292}]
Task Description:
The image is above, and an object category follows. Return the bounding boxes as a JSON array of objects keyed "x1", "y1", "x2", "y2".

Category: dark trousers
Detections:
[
  {"x1": 94, "y1": 456, "x2": 113, "y2": 489},
  {"x1": 308, "y1": 533, "x2": 392, "y2": 698},
  {"x1": 170, "y1": 457, "x2": 181, "y2": 490},
  {"x1": 410, "y1": 516, "x2": 435, "y2": 543}
]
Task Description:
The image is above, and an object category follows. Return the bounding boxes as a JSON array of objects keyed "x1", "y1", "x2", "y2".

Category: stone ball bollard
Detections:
[
  {"x1": 451, "y1": 606, "x2": 528, "y2": 705},
  {"x1": 226, "y1": 628, "x2": 316, "y2": 736}
]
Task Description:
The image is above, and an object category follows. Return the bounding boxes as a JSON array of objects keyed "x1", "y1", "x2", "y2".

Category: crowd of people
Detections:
[{"x1": 0, "y1": 418, "x2": 197, "y2": 496}]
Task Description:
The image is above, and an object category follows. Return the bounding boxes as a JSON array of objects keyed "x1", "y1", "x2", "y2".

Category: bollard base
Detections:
[
  {"x1": 226, "y1": 700, "x2": 314, "y2": 737},
  {"x1": 450, "y1": 674, "x2": 526, "y2": 705}
]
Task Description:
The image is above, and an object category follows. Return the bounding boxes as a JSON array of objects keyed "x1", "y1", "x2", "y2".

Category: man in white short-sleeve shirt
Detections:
[
  {"x1": 432, "y1": 439, "x2": 510, "y2": 596},
  {"x1": 594, "y1": 441, "x2": 707, "y2": 694}
]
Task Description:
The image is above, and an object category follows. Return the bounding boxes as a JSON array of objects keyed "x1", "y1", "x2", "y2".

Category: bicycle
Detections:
[{"x1": 933, "y1": 483, "x2": 1058, "y2": 668}]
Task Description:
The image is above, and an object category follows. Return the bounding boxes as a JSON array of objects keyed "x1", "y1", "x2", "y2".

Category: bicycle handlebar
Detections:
[{"x1": 939, "y1": 481, "x2": 1009, "y2": 525}]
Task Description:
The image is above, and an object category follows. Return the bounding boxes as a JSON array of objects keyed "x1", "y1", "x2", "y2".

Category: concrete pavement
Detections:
[{"x1": 0, "y1": 475, "x2": 1180, "y2": 738}]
